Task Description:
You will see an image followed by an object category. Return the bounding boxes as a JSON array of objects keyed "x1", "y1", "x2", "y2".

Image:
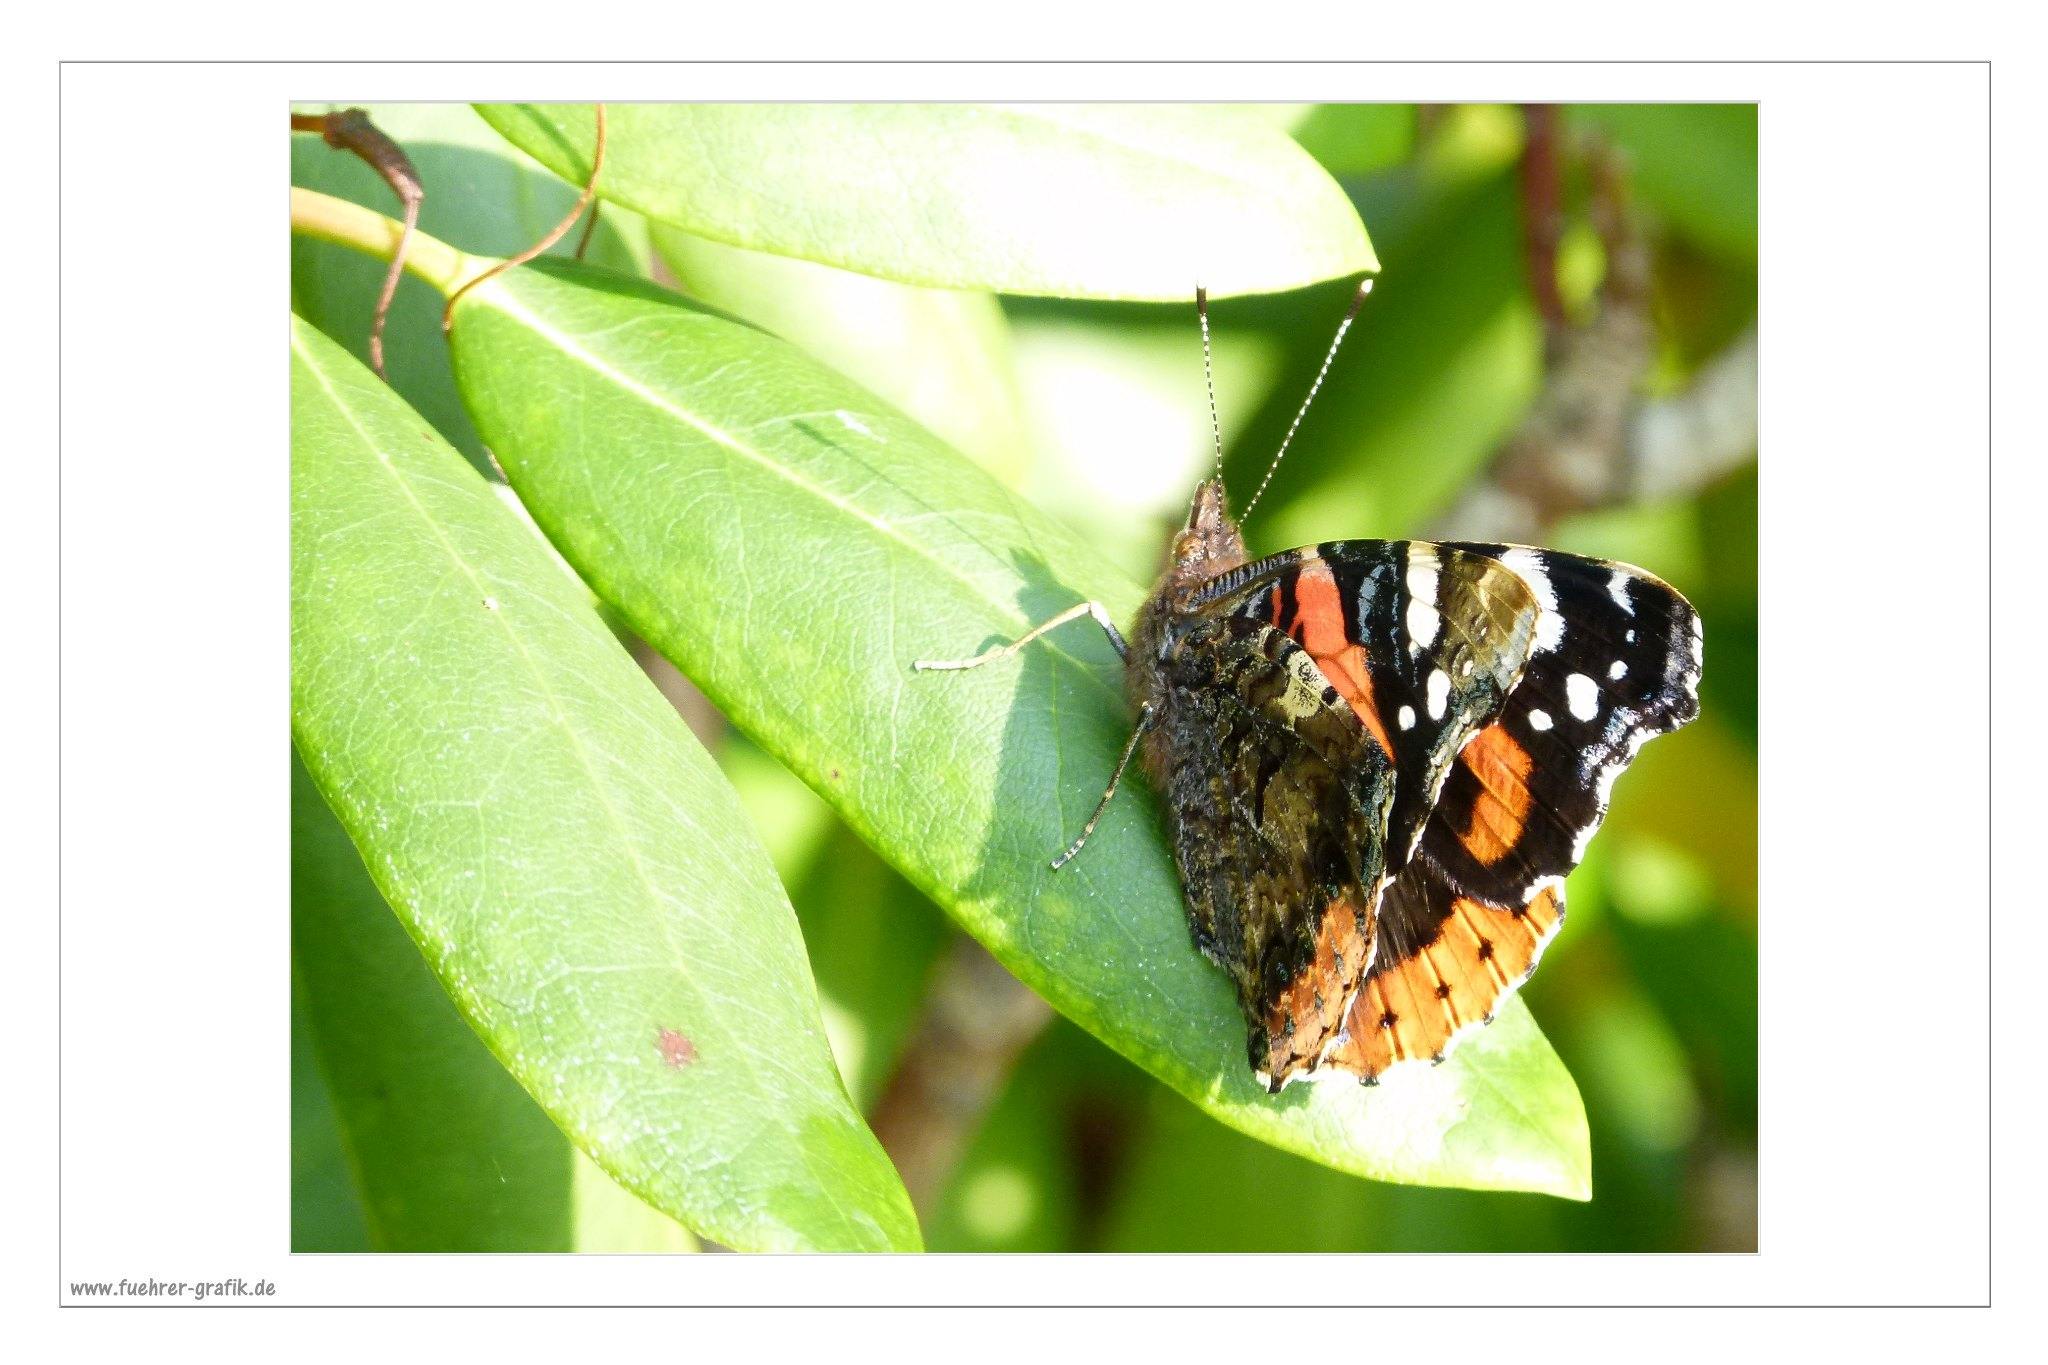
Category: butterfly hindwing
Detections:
[
  {"x1": 1144, "y1": 614, "x2": 1390, "y2": 1088},
  {"x1": 1326, "y1": 870, "x2": 1566, "y2": 1077}
]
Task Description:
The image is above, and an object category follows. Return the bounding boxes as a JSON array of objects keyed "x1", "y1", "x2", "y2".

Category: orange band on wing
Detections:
[
  {"x1": 1320, "y1": 644, "x2": 1396, "y2": 760},
  {"x1": 1288, "y1": 561, "x2": 1351, "y2": 656},
  {"x1": 1455, "y1": 723, "x2": 1534, "y2": 866},
  {"x1": 1324, "y1": 885, "x2": 1564, "y2": 1078},
  {"x1": 1261, "y1": 890, "x2": 1373, "y2": 1086},
  {"x1": 1288, "y1": 562, "x2": 1396, "y2": 761}
]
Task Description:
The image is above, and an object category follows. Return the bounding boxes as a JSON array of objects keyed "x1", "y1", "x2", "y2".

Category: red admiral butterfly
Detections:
[{"x1": 919, "y1": 282, "x2": 1702, "y2": 1091}]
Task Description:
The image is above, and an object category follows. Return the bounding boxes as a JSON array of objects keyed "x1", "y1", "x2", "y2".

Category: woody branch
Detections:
[{"x1": 1433, "y1": 120, "x2": 1757, "y2": 543}]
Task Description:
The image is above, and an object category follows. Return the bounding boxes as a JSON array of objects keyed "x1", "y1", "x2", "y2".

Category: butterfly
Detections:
[{"x1": 918, "y1": 281, "x2": 1702, "y2": 1091}]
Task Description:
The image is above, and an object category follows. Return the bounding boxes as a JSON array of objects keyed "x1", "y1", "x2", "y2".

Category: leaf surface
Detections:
[
  {"x1": 651, "y1": 227, "x2": 1031, "y2": 481},
  {"x1": 477, "y1": 102, "x2": 1375, "y2": 299},
  {"x1": 292, "y1": 753, "x2": 697, "y2": 1251},
  {"x1": 290, "y1": 316, "x2": 921, "y2": 1250}
]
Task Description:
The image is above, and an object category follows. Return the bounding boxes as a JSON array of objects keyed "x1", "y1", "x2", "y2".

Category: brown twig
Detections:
[
  {"x1": 1430, "y1": 135, "x2": 1755, "y2": 544},
  {"x1": 1628, "y1": 326, "x2": 1758, "y2": 503},
  {"x1": 574, "y1": 201, "x2": 602, "y2": 261},
  {"x1": 443, "y1": 104, "x2": 608, "y2": 329},
  {"x1": 293, "y1": 108, "x2": 422, "y2": 379},
  {"x1": 868, "y1": 934, "x2": 1052, "y2": 1218},
  {"x1": 1517, "y1": 103, "x2": 1570, "y2": 348}
]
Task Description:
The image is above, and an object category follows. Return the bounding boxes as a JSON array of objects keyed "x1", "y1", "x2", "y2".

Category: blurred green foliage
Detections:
[{"x1": 293, "y1": 102, "x2": 1756, "y2": 1252}]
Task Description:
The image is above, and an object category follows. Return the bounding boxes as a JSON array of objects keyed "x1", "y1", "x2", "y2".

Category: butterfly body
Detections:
[{"x1": 1129, "y1": 487, "x2": 1388, "y2": 1084}]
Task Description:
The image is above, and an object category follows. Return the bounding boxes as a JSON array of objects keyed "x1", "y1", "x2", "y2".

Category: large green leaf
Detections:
[
  {"x1": 292, "y1": 752, "x2": 697, "y2": 1251},
  {"x1": 289, "y1": 974, "x2": 372, "y2": 1251},
  {"x1": 446, "y1": 261, "x2": 1590, "y2": 1199},
  {"x1": 289, "y1": 316, "x2": 920, "y2": 1250},
  {"x1": 475, "y1": 103, "x2": 1375, "y2": 299}
]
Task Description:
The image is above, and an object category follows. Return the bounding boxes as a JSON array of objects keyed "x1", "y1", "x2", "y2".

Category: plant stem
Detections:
[
  {"x1": 868, "y1": 933, "x2": 1051, "y2": 1219},
  {"x1": 289, "y1": 187, "x2": 490, "y2": 302}
]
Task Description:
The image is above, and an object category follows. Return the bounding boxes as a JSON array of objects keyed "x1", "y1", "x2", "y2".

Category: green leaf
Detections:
[
  {"x1": 1098, "y1": 1072, "x2": 1572, "y2": 1251},
  {"x1": 475, "y1": 103, "x2": 1375, "y2": 299},
  {"x1": 293, "y1": 752, "x2": 697, "y2": 1251},
  {"x1": 290, "y1": 316, "x2": 921, "y2": 1250},
  {"x1": 289, "y1": 974, "x2": 372, "y2": 1251},
  {"x1": 651, "y1": 227, "x2": 1032, "y2": 482},
  {"x1": 1286, "y1": 103, "x2": 1418, "y2": 180},
  {"x1": 446, "y1": 262, "x2": 1590, "y2": 1199}
]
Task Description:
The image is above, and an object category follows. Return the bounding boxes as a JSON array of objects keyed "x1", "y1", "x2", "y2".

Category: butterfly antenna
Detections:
[
  {"x1": 1197, "y1": 286, "x2": 1225, "y2": 483},
  {"x1": 1239, "y1": 277, "x2": 1374, "y2": 522}
]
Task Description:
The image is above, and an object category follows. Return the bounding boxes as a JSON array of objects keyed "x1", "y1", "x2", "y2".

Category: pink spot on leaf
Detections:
[{"x1": 657, "y1": 1027, "x2": 697, "y2": 1069}]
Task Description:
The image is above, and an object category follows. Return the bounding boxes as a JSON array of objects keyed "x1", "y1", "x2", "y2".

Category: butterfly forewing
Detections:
[{"x1": 1324, "y1": 547, "x2": 1704, "y2": 1080}]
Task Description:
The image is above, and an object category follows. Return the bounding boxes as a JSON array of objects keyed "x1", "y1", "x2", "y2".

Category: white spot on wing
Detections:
[
  {"x1": 1406, "y1": 599, "x2": 1439, "y2": 653},
  {"x1": 1404, "y1": 549, "x2": 1441, "y2": 652},
  {"x1": 1607, "y1": 568, "x2": 1633, "y2": 612},
  {"x1": 1398, "y1": 704, "x2": 1416, "y2": 730},
  {"x1": 1528, "y1": 708, "x2": 1553, "y2": 731},
  {"x1": 1566, "y1": 673, "x2": 1599, "y2": 721},
  {"x1": 1499, "y1": 548, "x2": 1563, "y2": 653},
  {"x1": 1609, "y1": 659, "x2": 1628, "y2": 681},
  {"x1": 1427, "y1": 669, "x2": 1450, "y2": 720}
]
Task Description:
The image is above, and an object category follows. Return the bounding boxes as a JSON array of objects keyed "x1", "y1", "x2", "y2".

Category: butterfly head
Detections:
[
  {"x1": 1177, "y1": 276, "x2": 1371, "y2": 586},
  {"x1": 1167, "y1": 478, "x2": 1247, "y2": 586}
]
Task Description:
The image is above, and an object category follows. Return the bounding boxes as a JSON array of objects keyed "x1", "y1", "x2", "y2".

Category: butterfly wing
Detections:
[
  {"x1": 1195, "y1": 540, "x2": 1546, "y2": 876},
  {"x1": 1156, "y1": 541, "x2": 1544, "y2": 1088},
  {"x1": 1325, "y1": 547, "x2": 1704, "y2": 1079}
]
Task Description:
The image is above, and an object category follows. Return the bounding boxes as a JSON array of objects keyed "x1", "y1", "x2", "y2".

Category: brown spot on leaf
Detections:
[{"x1": 657, "y1": 1027, "x2": 697, "y2": 1069}]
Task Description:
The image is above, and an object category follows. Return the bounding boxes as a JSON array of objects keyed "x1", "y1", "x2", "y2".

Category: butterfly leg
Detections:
[
  {"x1": 913, "y1": 600, "x2": 1128, "y2": 671},
  {"x1": 1051, "y1": 703, "x2": 1155, "y2": 871}
]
